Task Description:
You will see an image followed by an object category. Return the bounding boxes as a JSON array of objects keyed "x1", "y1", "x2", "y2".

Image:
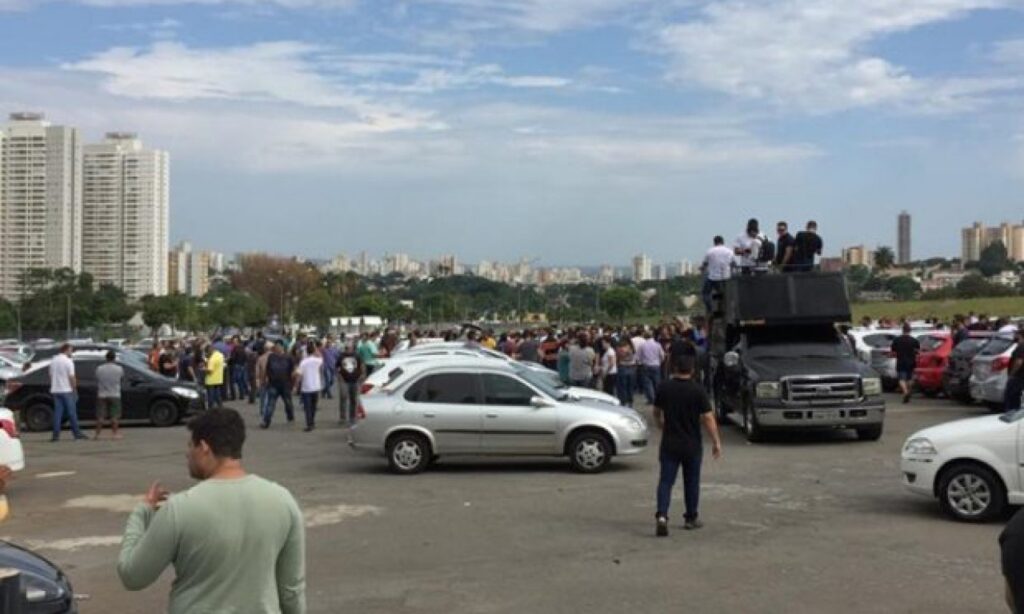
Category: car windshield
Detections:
[
  {"x1": 979, "y1": 337, "x2": 1015, "y2": 356},
  {"x1": 863, "y1": 334, "x2": 895, "y2": 348},
  {"x1": 746, "y1": 326, "x2": 853, "y2": 359},
  {"x1": 514, "y1": 365, "x2": 569, "y2": 400}
]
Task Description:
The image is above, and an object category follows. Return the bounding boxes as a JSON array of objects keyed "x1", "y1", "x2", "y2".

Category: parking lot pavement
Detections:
[{"x1": 0, "y1": 393, "x2": 1011, "y2": 613}]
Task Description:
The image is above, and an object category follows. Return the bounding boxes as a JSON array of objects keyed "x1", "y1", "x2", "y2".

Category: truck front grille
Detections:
[{"x1": 784, "y1": 376, "x2": 861, "y2": 403}]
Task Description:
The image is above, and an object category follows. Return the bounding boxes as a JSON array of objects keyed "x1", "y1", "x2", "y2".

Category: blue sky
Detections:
[{"x1": 2, "y1": 0, "x2": 1024, "y2": 266}]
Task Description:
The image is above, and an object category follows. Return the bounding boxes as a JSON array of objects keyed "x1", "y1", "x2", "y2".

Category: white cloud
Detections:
[
  {"x1": 432, "y1": 0, "x2": 654, "y2": 32},
  {"x1": 659, "y1": 0, "x2": 1024, "y2": 112},
  {"x1": 1, "y1": 0, "x2": 355, "y2": 8}
]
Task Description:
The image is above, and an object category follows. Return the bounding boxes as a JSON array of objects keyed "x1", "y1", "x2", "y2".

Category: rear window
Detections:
[
  {"x1": 952, "y1": 338, "x2": 988, "y2": 355},
  {"x1": 864, "y1": 334, "x2": 895, "y2": 348},
  {"x1": 978, "y1": 338, "x2": 1015, "y2": 356},
  {"x1": 404, "y1": 373, "x2": 479, "y2": 404},
  {"x1": 918, "y1": 336, "x2": 946, "y2": 352}
]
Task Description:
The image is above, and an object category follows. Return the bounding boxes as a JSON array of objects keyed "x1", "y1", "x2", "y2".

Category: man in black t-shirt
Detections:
[
  {"x1": 1004, "y1": 328, "x2": 1024, "y2": 411},
  {"x1": 1001, "y1": 507, "x2": 1024, "y2": 612},
  {"x1": 792, "y1": 220, "x2": 823, "y2": 272},
  {"x1": 337, "y1": 343, "x2": 364, "y2": 424},
  {"x1": 261, "y1": 341, "x2": 296, "y2": 428},
  {"x1": 774, "y1": 221, "x2": 796, "y2": 271},
  {"x1": 890, "y1": 324, "x2": 920, "y2": 404},
  {"x1": 652, "y1": 354, "x2": 722, "y2": 537}
]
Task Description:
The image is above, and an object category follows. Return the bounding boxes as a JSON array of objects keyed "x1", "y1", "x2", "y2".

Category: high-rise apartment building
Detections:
[
  {"x1": 0, "y1": 112, "x2": 82, "y2": 298},
  {"x1": 82, "y1": 133, "x2": 169, "y2": 299},
  {"x1": 842, "y1": 245, "x2": 875, "y2": 268},
  {"x1": 897, "y1": 211, "x2": 911, "y2": 265},
  {"x1": 168, "y1": 241, "x2": 210, "y2": 297},
  {"x1": 961, "y1": 221, "x2": 1024, "y2": 263},
  {"x1": 632, "y1": 254, "x2": 652, "y2": 282}
]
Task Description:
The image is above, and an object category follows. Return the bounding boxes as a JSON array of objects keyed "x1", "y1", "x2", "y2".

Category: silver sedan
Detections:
[{"x1": 348, "y1": 359, "x2": 649, "y2": 474}]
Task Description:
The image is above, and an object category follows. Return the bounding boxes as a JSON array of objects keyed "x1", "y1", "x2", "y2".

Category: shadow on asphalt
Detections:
[{"x1": 344, "y1": 458, "x2": 644, "y2": 476}]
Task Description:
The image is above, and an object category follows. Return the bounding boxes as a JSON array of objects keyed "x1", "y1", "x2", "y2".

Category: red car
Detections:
[{"x1": 913, "y1": 332, "x2": 953, "y2": 396}]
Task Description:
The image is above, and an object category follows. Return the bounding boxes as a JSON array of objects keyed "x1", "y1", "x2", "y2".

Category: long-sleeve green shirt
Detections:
[{"x1": 118, "y1": 474, "x2": 306, "y2": 614}]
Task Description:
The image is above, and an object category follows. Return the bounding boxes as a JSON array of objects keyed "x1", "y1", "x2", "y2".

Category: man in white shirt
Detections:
[
  {"x1": 50, "y1": 343, "x2": 87, "y2": 442},
  {"x1": 294, "y1": 342, "x2": 323, "y2": 432},
  {"x1": 702, "y1": 235, "x2": 735, "y2": 313},
  {"x1": 733, "y1": 218, "x2": 763, "y2": 270}
]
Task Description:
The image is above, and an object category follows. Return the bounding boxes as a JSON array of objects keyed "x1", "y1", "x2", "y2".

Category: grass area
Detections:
[{"x1": 852, "y1": 296, "x2": 1024, "y2": 322}]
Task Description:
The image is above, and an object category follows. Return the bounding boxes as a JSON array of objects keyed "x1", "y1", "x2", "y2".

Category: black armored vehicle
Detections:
[{"x1": 708, "y1": 272, "x2": 886, "y2": 442}]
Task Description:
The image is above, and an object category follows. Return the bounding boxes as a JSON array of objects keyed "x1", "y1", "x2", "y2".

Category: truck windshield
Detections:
[{"x1": 746, "y1": 326, "x2": 853, "y2": 359}]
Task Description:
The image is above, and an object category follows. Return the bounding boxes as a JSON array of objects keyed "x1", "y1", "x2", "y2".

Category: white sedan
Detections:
[
  {"x1": 0, "y1": 408, "x2": 24, "y2": 472},
  {"x1": 901, "y1": 411, "x2": 1023, "y2": 522}
]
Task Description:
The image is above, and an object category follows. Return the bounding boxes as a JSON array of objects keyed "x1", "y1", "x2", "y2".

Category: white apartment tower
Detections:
[
  {"x1": 632, "y1": 254, "x2": 652, "y2": 282},
  {"x1": 0, "y1": 112, "x2": 82, "y2": 298},
  {"x1": 82, "y1": 133, "x2": 169, "y2": 299}
]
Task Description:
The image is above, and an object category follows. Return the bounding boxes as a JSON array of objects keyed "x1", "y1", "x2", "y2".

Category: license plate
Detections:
[{"x1": 813, "y1": 410, "x2": 840, "y2": 420}]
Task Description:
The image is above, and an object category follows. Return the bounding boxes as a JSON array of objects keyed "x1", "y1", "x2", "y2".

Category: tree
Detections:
[
  {"x1": 230, "y1": 254, "x2": 321, "y2": 316},
  {"x1": 956, "y1": 274, "x2": 1016, "y2": 298},
  {"x1": 846, "y1": 265, "x2": 871, "y2": 286},
  {"x1": 884, "y1": 276, "x2": 921, "y2": 301},
  {"x1": 979, "y1": 241, "x2": 1010, "y2": 277},
  {"x1": 874, "y1": 246, "x2": 895, "y2": 271},
  {"x1": 352, "y1": 294, "x2": 389, "y2": 317},
  {"x1": 601, "y1": 286, "x2": 642, "y2": 324},
  {"x1": 295, "y1": 288, "x2": 336, "y2": 328}
]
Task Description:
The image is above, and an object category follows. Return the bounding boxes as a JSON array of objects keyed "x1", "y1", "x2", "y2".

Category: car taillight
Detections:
[
  {"x1": 360, "y1": 383, "x2": 374, "y2": 395},
  {"x1": 0, "y1": 417, "x2": 18, "y2": 439},
  {"x1": 355, "y1": 401, "x2": 366, "y2": 421},
  {"x1": 992, "y1": 356, "x2": 1010, "y2": 372}
]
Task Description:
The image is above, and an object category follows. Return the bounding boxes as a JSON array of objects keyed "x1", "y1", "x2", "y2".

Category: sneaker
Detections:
[
  {"x1": 684, "y1": 519, "x2": 704, "y2": 530},
  {"x1": 902, "y1": 394, "x2": 911, "y2": 404},
  {"x1": 74, "y1": 434, "x2": 89, "y2": 441},
  {"x1": 303, "y1": 426, "x2": 314, "y2": 432},
  {"x1": 259, "y1": 422, "x2": 269, "y2": 430},
  {"x1": 655, "y1": 516, "x2": 669, "y2": 537},
  {"x1": 50, "y1": 436, "x2": 59, "y2": 443}
]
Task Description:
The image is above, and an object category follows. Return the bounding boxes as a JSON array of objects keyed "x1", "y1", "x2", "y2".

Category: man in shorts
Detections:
[{"x1": 96, "y1": 350, "x2": 125, "y2": 440}]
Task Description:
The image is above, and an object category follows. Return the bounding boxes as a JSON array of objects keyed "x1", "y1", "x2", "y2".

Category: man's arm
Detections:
[
  {"x1": 652, "y1": 406, "x2": 665, "y2": 431},
  {"x1": 276, "y1": 495, "x2": 307, "y2": 614},
  {"x1": 781, "y1": 245, "x2": 794, "y2": 266},
  {"x1": 117, "y1": 499, "x2": 177, "y2": 591},
  {"x1": 701, "y1": 412, "x2": 722, "y2": 459}
]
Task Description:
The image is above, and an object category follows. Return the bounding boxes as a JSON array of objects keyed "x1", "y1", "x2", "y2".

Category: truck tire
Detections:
[
  {"x1": 856, "y1": 424, "x2": 883, "y2": 441},
  {"x1": 24, "y1": 403, "x2": 54, "y2": 433},
  {"x1": 742, "y1": 401, "x2": 765, "y2": 443}
]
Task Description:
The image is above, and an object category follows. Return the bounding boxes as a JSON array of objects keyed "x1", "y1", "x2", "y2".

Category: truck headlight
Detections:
[
  {"x1": 755, "y1": 381, "x2": 781, "y2": 399},
  {"x1": 903, "y1": 437, "x2": 937, "y2": 456},
  {"x1": 862, "y1": 377, "x2": 882, "y2": 396},
  {"x1": 171, "y1": 386, "x2": 200, "y2": 400}
]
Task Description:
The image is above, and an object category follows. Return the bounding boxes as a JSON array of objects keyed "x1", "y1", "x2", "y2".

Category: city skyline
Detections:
[{"x1": 2, "y1": 3, "x2": 1024, "y2": 263}]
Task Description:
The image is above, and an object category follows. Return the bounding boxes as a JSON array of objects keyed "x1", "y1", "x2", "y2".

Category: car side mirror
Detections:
[
  {"x1": 530, "y1": 395, "x2": 554, "y2": 409},
  {"x1": 723, "y1": 351, "x2": 740, "y2": 369}
]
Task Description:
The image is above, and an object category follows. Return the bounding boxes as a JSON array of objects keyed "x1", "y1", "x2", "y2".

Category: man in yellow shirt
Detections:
[{"x1": 204, "y1": 345, "x2": 225, "y2": 409}]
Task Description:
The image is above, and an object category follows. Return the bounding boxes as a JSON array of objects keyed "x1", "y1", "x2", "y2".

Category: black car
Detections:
[
  {"x1": 0, "y1": 540, "x2": 77, "y2": 613},
  {"x1": 942, "y1": 332, "x2": 994, "y2": 402},
  {"x1": 4, "y1": 353, "x2": 204, "y2": 432}
]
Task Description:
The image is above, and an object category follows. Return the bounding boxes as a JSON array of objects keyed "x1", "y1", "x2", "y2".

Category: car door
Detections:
[
  {"x1": 479, "y1": 373, "x2": 559, "y2": 454},
  {"x1": 73, "y1": 359, "x2": 100, "y2": 422},
  {"x1": 401, "y1": 372, "x2": 483, "y2": 454},
  {"x1": 120, "y1": 364, "x2": 153, "y2": 421}
]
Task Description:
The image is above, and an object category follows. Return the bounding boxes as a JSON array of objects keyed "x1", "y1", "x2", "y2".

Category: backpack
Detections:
[{"x1": 757, "y1": 235, "x2": 775, "y2": 263}]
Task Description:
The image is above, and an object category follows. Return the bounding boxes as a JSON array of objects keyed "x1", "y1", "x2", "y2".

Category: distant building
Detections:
[
  {"x1": 652, "y1": 264, "x2": 664, "y2": 281},
  {"x1": 597, "y1": 265, "x2": 615, "y2": 285},
  {"x1": 0, "y1": 112, "x2": 82, "y2": 298},
  {"x1": 819, "y1": 257, "x2": 845, "y2": 273},
  {"x1": 632, "y1": 254, "x2": 652, "y2": 282},
  {"x1": 897, "y1": 211, "x2": 911, "y2": 265},
  {"x1": 841, "y1": 245, "x2": 875, "y2": 268},
  {"x1": 82, "y1": 133, "x2": 169, "y2": 299},
  {"x1": 167, "y1": 241, "x2": 211, "y2": 297},
  {"x1": 961, "y1": 220, "x2": 1024, "y2": 263}
]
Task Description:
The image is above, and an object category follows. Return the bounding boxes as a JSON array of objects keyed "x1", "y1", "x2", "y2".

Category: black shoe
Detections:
[
  {"x1": 74, "y1": 434, "x2": 89, "y2": 440},
  {"x1": 50, "y1": 436, "x2": 59, "y2": 442},
  {"x1": 259, "y1": 422, "x2": 269, "y2": 429},
  {"x1": 684, "y1": 519, "x2": 704, "y2": 530},
  {"x1": 902, "y1": 394, "x2": 911, "y2": 404},
  {"x1": 656, "y1": 516, "x2": 668, "y2": 537},
  {"x1": 303, "y1": 426, "x2": 314, "y2": 432}
]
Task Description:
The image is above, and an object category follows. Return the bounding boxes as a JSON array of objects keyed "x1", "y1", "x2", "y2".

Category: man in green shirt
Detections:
[
  {"x1": 117, "y1": 409, "x2": 306, "y2": 614},
  {"x1": 357, "y1": 332, "x2": 380, "y2": 375}
]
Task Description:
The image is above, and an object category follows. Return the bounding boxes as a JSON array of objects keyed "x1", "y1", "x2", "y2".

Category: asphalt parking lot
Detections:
[{"x1": 0, "y1": 393, "x2": 1011, "y2": 614}]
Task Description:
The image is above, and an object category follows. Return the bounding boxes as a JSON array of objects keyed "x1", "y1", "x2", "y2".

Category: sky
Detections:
[{"x1": 2, "y1": 0, "x2": 1024, "y2": 266}]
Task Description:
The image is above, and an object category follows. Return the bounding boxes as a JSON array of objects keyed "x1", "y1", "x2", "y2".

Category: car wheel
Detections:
[
  {"x1": 386, "y1": 433, "x2": 431, "y2": 475},
  {"x1": 24, "y1": 403, "x2": 53, "y2": 432},
  {"x1": 856, "y1": 424, "x2": 883, "y2": 441},
  {"x1": 149, "y1": 400, "x2": 179, "y2": 427},
  {"x1": 742, "y1": 397, "x2": 765, "y2": 443},
  {"x1": 937, "y1": 463, "x2": 1006, "y2": 523},
  {"x1": 568, "y1": 431, "x2": 612, "y2": 474}
]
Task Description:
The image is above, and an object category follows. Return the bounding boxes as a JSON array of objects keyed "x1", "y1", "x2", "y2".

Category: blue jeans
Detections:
[
  {"x1": 206, "y1": 384, "x2": 222, "y2": 408},
  {"x1": 339, "y1": 381, "x2": 359, "y2": 423},
  {"x1": 1006, "y1": 377, "x2": 1024, "y2": 411},
  {"x1": 230, "y1": 365, "x2": 249, "y2": 399},
  {"x1": 301, "y1": 392, "x2": 318, "y2": 428},
  {"x1": 616, "y1": 366, "x2": 637, "y2": 407},
  {"x1": 52, "y1": 393, "x2": 84, "y2": 439},
  {"x1": 641, "y1": 366, "x2": 661, "y2": 405},
  {"x1": 322, "y1": 367, "x2": 335, "y2": 399},
  {"x1": 656, "y1": 450, "x2": 703, "y2": 521},
  {"x1": 263, "y1": 384, "x2": 295, "y2": 425}
]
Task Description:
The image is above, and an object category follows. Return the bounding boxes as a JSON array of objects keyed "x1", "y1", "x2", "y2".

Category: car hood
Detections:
[
  {"x1": 568, "y1": 387, "x2": 620, "y2": 405},
  {"x1": 910, "y1": 414, "x2": 1015, "y2": 445},
  {"x1": 0, "y1": 541, "x2": 62, "y2": 581},
  {"x1": 565, "y1": 398, "x2": 641, "y2": 418},
  {"x1": 744, "y1": 356, "x2": 872, "y2": 380}
]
